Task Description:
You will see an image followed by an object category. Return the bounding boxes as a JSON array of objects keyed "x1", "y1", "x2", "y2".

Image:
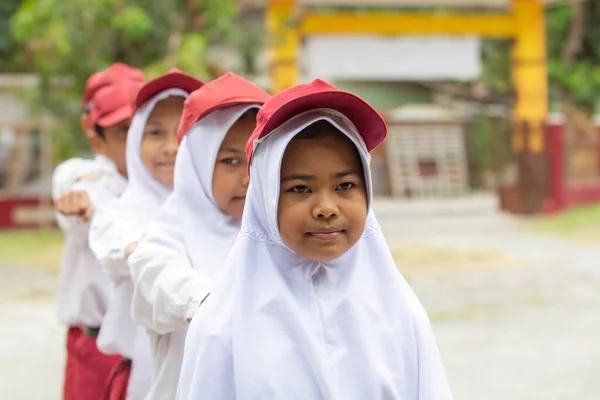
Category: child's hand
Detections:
[
  {"x1": 54, "y1": 190, "x2": 93, "y2": 223},
  {"x1": 125, "y1": 242, "x2": 137, "y2": 260}
]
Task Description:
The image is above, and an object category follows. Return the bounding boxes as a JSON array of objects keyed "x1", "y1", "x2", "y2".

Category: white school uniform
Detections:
[
  {"x1": 89, "y1": 88, "x2": 189, "y2": 400},
  {"x1": 177, "y1": 110, "x2": 454, "y2": 400},
  {"x1": 128, "y1": 104, "x2": 259, "y2": 400},
  {"x1": 53, "y1": 154, "x2": 122, "y2": 328}
]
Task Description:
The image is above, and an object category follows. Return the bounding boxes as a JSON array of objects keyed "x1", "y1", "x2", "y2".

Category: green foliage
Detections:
[
  {"x1": 480, "y1": 2, "x2": 600, "y2": 112},
  {"x1": 480, "y1": 40, "x2": 511, "y2": 96},
  {"x1": 0, "y1": 0, "x2": 26, "y2": 71},
  {"x1": 9, "y1": 0, "x2": 238, "y2": 161},
  {"x1": 112, "y1": 6, "x2": 154, "y2": 41},
  {"x1": 545, "y1": 2, "x2": 600, "y2": 112}
]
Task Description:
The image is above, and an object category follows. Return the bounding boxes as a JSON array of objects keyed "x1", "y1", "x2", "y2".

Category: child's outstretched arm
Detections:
[
  {"x1": 88, "y1": 198, "x2": 137, "y2": 279},
  {"x1": 129, "y1": 194, "x2": 214, "y2": 335}
]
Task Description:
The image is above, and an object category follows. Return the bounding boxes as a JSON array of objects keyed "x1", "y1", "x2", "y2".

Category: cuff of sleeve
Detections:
[
  {"x1": 184, "y1": 282, "x2": 214, "y2": 323},
  {"x1": 184, "y1": 297, "x2": 203, "y2": 323},
  {"x1": 115, "y1": 246, "x2": 129, "y2": 271}
]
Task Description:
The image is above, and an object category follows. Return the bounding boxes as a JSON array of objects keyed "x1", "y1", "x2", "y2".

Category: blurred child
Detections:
[
  {"x1": 52, "y1": 64, "x2": 144, "y2": 400},
  {"x1": 127, "y1": 73, "x2": 270, "y2": 399},
  {"x1": 177, "y1": 80, "x2": 454, "y2": 400},
  {"x1": 88, "y1": 69, "x2": 203, "y2": 400}
]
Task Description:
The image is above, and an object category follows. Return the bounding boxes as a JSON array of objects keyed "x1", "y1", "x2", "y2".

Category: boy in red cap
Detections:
[
  {"x1": 177, "y1": 79, "x2": 453, "y2": 400},
  {"x1": 51, "y1": 63, "x2": 144, "y2": 400},
  {"x1": 127, "y1": 73, "x2": 270, "y2": 399},
  {"x1": 87, "y1": 69, "x2": 203, "y2": 400}
]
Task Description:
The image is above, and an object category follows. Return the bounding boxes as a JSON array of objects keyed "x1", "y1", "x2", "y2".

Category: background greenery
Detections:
[{"x1": 0, "y1": 1, "x2": 595, "y2": 167}]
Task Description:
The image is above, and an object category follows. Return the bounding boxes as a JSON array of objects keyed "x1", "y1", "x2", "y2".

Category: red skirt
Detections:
[
  {"x1": 63, "y1": 327, "x2": 82, "y2": 400},
  {"x1": 102, "y1": 358, "x2": 132, "y2": 400},
  {"x1": 72, "y1": 333, "x2": 121, "y2": 400}
]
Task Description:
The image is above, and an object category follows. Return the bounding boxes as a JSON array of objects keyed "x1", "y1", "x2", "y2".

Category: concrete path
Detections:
[{"x1": 376, "y1": 194, "x2": 600, "y2": 400}]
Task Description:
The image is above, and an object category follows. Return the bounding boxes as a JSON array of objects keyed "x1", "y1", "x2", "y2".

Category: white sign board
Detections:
[{"x1": 304, "y1": 35, "x2": 482, "y2": 81}]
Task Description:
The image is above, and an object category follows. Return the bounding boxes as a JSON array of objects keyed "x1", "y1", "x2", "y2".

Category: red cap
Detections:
[
  {"x1": 82, "y1": 72, "x2": 104, "y2": 109},
  {"x1": 135, "y1": 69, "x2": 204, "y2": 109},
  {"x1": 176, "y1": 72, "x2": 271, "y2": 142},
  {"x1": 90, "y1": 80, "x2": 143, "y2": 127},
  {"x1": 247, "y1": 79, "x2": 387, "y2": 167},
  {"x1": 82, "y1": 63, "x2": 144, "y2": 109}
]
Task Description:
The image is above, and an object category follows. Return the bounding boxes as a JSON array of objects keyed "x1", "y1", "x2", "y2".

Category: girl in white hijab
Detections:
[
  {"x1": 127, "y1": 73, "x2": 271, "y2": 400},
  {"x1": 177, "y1": 79, "x2": 453, "y2": 400},
  {"x1": 89, "y1": 70, "x2": 203, "y2": 400}
]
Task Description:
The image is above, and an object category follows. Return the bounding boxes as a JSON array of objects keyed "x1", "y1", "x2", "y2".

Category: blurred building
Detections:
[
  {"x1": 222, "y1": 1, "x2": 488, "y2": 197},
  {"x1": 0, "y1": 74, "x2": 54, "y2": 229}
]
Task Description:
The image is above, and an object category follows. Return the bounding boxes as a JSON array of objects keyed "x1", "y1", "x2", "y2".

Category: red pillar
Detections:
[{"x1": 545, "y1": 114, "x2": 565, "y2": 213}]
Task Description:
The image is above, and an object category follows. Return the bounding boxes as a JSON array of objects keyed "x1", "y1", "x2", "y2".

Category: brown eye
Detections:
[
  {"x1": 337, "y1": 182, "x2": 355, "y2": 191},
  {"x1": 289, "y1": 185, "x2": 310, "y2": 194},
  {"x1": 220, "y1": 158, "x2": 240, "y2": 165},
  {"x1": 146, "y1": 129, "x2": 163, "y2": 138}
]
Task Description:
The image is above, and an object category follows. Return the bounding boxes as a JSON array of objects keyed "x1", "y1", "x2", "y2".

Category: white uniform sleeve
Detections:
[
  {"x1": 129, "y1": 194, "x2": 214, "y2": 335},
  {"x1": 57, "y1": 176, "x2": 120, "y2": 243},
  {"x1": 89, "y1": 199, "x2": 134, "y2": 279},
  {"x1": 51, "y1": 158, "x2": 98, "y2": 235}
]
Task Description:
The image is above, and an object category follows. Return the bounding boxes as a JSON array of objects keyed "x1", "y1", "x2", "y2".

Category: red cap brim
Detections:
[
  {"x1": 247, "y1": 84, "x2": 387, "y2": 170},
  {"x1": 259, "y1": 91, "x2": 386, "y2": 151},
  {"x1": 176, "y1": 98, "x2": 266, "y2": 143},
  {"x1": 176, "y1": 73, "x2": 271, "y2": 142},
  {"x1": 136, "y1": 71, "x2": 204, "y2": 109}
]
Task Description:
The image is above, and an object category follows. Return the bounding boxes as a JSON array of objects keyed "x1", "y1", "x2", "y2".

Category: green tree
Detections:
[
  {"x1": 10, "y1": 0, "x2": 238, "y2": 160},
  {"x1": 0, "y1": 0, "x2": 26, "y2": 71},
  {"x1": 480, "y1": 1, "x2": 600, "y2": 115}
]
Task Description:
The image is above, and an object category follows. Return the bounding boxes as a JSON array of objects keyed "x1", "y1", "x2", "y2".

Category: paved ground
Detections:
[
  {"x1": 1, "y1": 193, "x2": 599, "y2": 399},
  {"x1": 376, "y1": 194, "x2": 600, "y2": 399},
  {"x1": 0, "y1": 263, "x2": 62, "y2": 400}
]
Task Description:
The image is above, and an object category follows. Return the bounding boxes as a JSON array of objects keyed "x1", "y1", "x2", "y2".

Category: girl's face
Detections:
[
  {"x1": 212, "y1": 112, "x2": 255, "y2": 220},
  {"x1": 277, "y1": 122, "x2": 368, "y2": 262},
  {"x1": 141, "y1": 97, "x2": 184, "y2": 187}
]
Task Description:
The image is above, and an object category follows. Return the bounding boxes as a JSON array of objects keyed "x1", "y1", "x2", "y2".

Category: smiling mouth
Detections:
[{"x1": 307, "y1": 229, "x2": 344, "y2": 240}]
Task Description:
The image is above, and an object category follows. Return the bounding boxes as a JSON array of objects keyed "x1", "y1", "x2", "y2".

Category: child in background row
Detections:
[
  {"x1": 177, "y1": 80, "x2": 454, "y2": 400},
  {"x1": 127, "y1": 73, "x2": 271, "y2": 399},
  {"x1": 89, "y1": 70, "x2": 203, "y2": 400},
  {"x1": 52, "y1": 63, "x2": 144, "y2": 400}
]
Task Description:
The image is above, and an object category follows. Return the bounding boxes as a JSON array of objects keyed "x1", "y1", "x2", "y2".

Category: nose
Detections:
[
  {"x1": 241, "y1": 172, "x2": 250, "y2": 188},
  {"x1": 312, "y1": 193, "x2": 339, "y2": 220},
  {"x1": 164, "y1": 131, "x2": 179, "y2": 156}
]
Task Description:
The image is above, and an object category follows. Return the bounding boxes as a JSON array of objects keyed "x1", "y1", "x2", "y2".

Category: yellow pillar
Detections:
[
  {"x1": 511, "y1": 0, "x2": 548, "y2": 153},
  {"x1": 266, "y1": 0, "x2": 300, "y2": 94}
]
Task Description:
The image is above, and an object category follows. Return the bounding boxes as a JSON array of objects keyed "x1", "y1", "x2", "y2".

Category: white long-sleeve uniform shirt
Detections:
[
  {"x1": 53, "y1": 155, "x2": 122, "y2": 327},
  {"x1": 128, "y1": 196, "x2": 214, "y2": 400},
  {"x1": 89, "y1": 201, "x2": 153, "y2": 400}
]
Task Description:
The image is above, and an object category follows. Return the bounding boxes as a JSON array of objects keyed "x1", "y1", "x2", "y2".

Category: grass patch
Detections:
[
  {"x1": 391, "y1": 243, "x2": 527, "y2": 280},
  {"x1": 526, "y1": 203, "x2": 600, "y2": 243},
  {"x1": 0, "y1": 229, "x2": 64, "y2": 274}
]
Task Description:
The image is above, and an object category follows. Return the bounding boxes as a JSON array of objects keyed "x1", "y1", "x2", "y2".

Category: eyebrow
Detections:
[
  {"x1": 218, "y1": 147, "x2": 244, "y2": 154},
  {"x1": 280, "y1": 170, "x2": 361, "y2": 183},
  {"x1": 145, "y1": 120, "x2": 164, "y2": 126}
]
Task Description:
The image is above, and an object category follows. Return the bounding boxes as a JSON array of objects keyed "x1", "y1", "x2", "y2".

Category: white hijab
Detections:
[
  {"x1": 178, "y1": 110, "x2": 453, "y2": 400},
  {"x1": 119, "y1": 88, "x2": 188, "y2": 240},
  {"x1": 175, "y1": 104, "x2": 259, "y2": 276},
  {"x1": 89, "y1": 88, "x2": 189, "y2": 400},
  {"x1": 91, "y1": 88, "x2": 189, "y2": 257}
]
